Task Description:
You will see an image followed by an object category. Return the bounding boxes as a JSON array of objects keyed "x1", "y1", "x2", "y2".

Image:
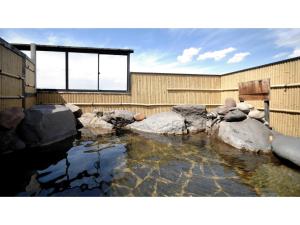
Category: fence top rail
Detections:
[
  {"x1": 131, "y1": 72, "x2": 219, "y2": 77},
  {"x1": 222, "y1": 56, "x2": 300, "y2": 76},
  {"x1": 12, "y1": 43, "x2": 134, "y2": 55}
]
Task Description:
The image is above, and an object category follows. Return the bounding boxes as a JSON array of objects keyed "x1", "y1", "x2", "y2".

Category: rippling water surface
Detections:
[{"x1": 1, "y1": 131, "x2": 300, "y2": 196}]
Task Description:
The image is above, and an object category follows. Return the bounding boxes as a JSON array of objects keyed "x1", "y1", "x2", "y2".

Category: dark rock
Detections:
[
  {"x1": 172, "y1": 104, "x2": 207, "y2": 133},
  {"x1": 218, "y1": 118, "x2": 272, "y2": 153},
  {"x1": 225, "y1": 98, "x2": 237, "y2": 108},
  {"x1": 102, "y1": 110, "x2": 135, "y2": 128},
  {"x1": 224, "y1": 109, "x2": 247, "y2": 122},
  {"x1": 65, "y1": 103, "x2": 82, "y2": 118},
  {"x1": 271, "y1": 133, "x2": 300, "y2": 167},
  {"x1": 19, "y1": 105, "x2": 77, "y2": 147},
  {"x1": 127, "y1": 111, "x2": 187, "y2": 135},
  {"x1": 0, "y1": 107, "x2": 25, "y2": 129},
  {"x1": 0, "y1": 129, "x2": 26, "y2": 153}
]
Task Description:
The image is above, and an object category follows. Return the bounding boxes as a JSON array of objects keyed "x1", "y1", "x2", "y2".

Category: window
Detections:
[
  {"x1": 17, "y1": 45, "x2": 133, "y2": 92},
  {"x1": 99, "y1": 54, "x2": 127, "y2": 91},
  {"x1": 69, "y1": 53, "x2": 98, "y2": 90},
  {"x1": 36, "y1": 51, "x2": 66, "y2": 89}
]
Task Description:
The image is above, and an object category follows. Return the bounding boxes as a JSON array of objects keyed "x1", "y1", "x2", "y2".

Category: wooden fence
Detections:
[
  {"x1": 221, "y1": 58, "x2": 300, "y2": 137},
  {"x1": 37, "y1": 72, "x2": 221, "y2": 114},
  {"x1": 0, "y1": 38, "x2": 36, "y2": 111}
]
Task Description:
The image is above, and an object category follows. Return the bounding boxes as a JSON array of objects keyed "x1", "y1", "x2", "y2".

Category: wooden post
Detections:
[
  {"x1": 65, "y1": 52, "x2": 69, "y2": 90},
  {"x1": 264, "y1": 100, "x2": 270, "y2": 123},
  {"x1": 30, "y1": 43, "x2": 36, "y2": 92}
]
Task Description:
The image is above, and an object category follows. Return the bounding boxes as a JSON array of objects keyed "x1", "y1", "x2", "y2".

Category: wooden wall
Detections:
[
  {"x1": 37, "y1": 72, "x2": 221, "y2": 115},
  {"x1": 0, "y1": 41, "x2": 36, "y2": 111},
  {"x1": 221, "y1": 58, "x2": 300, "y2": 137}
]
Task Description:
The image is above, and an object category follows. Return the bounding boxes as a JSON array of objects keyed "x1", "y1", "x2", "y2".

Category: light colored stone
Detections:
[
  {"x1": 224, "y1": 98, "x2": 237, "y2": 108},
  {"x1": 127, "y1": 111, "x2": 186, "y2": 135},
  {"x1": 78, "y1": 113, "x2": 96, "y2": 127},
  {"x1": 272, "y1": 133, "x2": 300, "y2": 167},
  {"x1": 218, "y1": 118, "x2": 272, "y2": 153},
  {"x1": 89, "y1": 117, "x2": 114, "y2": 129},
  {"x1": 19, "y1": 105, "x2": 77, "y2": 147},
  {"x1": 172, "y1": 104, "x2": 207, "y2": 133},
  {"x1": 0, "y1": 107, "x2": 24, "y2": 129},
  {"x1": 65, "y1": 103, "x2": 82, "y2": 118},
  {"x1": 236, "y1": 102, "x2": 251, "y2": 114},
  {"x1": 134, "y1": 113, "x2": 146, "y2": 121},
  {"x1": 224, "y1": 109, "x2": 247, "y2": 122},
  {"x1": 248, "y1": 109, "x2": 265, "y2": 120}
]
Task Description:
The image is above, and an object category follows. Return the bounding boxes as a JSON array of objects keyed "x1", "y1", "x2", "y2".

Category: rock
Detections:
[
  {"x1": 218, "y1": 118, "x2": 272, "y2": 153},
  {"x1": 207, "y1": 111, "x2": 218, "y2": 119},
  {"x1": 224, "y1": 109, "x2": 247, "y2": 122},
  {"x1": 127, "y1": 111, "x2": 187, "y2": 135},
  {"x1": 224, "y1": 98, "x2": 237, "y2": 108},
  {"x1": 248, "y1": 109, "x2": 265, "y2": 120},
  {"x1": 271, "y1": 134, "x2": 300, "y2": 167},
  {"x1": 89, "y1": 117, "x2": 114, "y2": 130},
  {"x1": 134, "y1": 113, "x2": 146, "y2": 121},
  {"x1": 172, "y1": 104, "x2": 207, "y2": 133},
  {"x1": 236, "y1": 102, "x2": 252, "y2": 114},
  {"x1": 18, "y1": 105, "x2": 77, "y2": 147},
  {"x1": 65, "y1": 103, "x2": 82, "y2": 118},
  {"x1": 78, "y1": 113, "x2": 96, "y2": 127},
  {"x1": 214, "y1": 105, "x2": 234, "y2": 115},
  {"x1": 0, "y1": 129, "x2": 25, "y2": 153},
  {"x1": 78, "y1": 113, "x2": 114, "y2": 135},
  {"x1": 0, "y1": 107, "x2": 25, "y2": 129},
  {"x1": 102, "y1": 110, "x2": 135, "y2": 128}
]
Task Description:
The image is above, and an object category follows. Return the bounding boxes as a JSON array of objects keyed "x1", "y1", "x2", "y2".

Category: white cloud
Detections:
[
  {"x1": 227, "y1": 52, "x2": 250, "y2": 64},
  {"x1": 272, "y1": 29, "x2": 300, "y2": 59},
  {"x1": 197, "y1": 47, "x2": 236, "y2": 61},
  {"x1": 274, "y1": 29, "x2": 300, "y2": 48},
  {"x1": 131, "y1": 51, "x2": 212, "y2": 74},
  {"x1": 273, "y1": 52, "x2": 289, "y2": 59},
  {"x1": 177, "y1": 47, "x2": 201, "y2": 63},
  {"x1": 289, "y1": 48, "x2": 300, "y2": 58}
]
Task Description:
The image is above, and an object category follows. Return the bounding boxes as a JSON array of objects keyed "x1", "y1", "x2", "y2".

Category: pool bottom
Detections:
[{"x1": 1, "y1": 131, "x2": 300, "y2": 196}]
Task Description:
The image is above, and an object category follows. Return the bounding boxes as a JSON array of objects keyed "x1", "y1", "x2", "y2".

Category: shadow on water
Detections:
[{"x1": 1, "y1": 130, "x2": 300, "y2": 197}]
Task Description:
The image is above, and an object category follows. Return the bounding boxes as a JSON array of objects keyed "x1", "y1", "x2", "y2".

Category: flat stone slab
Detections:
[
  {"x1": 127, "y1": 111, "x2": 186, "y2": 135},
  {"x1": 218, "y1": 118, "x2": 272, "y2": 153},
  {"x1": 19, "y1": 105, "x2": 77, "y2": 147}
]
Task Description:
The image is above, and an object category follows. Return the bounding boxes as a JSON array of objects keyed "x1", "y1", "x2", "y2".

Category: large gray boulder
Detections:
[
  {"x1": 19, "y1": 105, "x2": 77, "y2": 147},
  {"x1": 127, "y1": 111, "x2": 187, "y2": 135},
  {"x1": 218, "y1": 118, "x2": 272, "y2": 153},
  {"x1": 271, "y1": 134, "x2": 300, "y2": 167},
  {"x1": 172, "y1": 104, "x2": 207, "y2": 133},
  {"x1": 102, "y1": 110, "x2": 135, "y2": 128},
  {"x1": 0, "y1": 107, "x2": 25, "y2": 129}
]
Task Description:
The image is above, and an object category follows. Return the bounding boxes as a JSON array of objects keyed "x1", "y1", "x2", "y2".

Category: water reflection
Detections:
[{"x1": 0, "y1": 132, "x2": 300, "y2": 196}]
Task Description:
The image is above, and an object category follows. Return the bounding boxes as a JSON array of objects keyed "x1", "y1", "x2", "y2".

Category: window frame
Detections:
[{"x1": 13, "y1": 44, "x2": 133, "y2": 93}]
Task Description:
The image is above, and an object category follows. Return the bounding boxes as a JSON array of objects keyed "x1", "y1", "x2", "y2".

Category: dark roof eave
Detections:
[{"x1": 11, "y1": 43, "x2": 134, "y2": 55}]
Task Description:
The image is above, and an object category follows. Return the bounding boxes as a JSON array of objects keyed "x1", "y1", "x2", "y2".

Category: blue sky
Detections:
[{"x1": 0, "y1": 28, "x2": 300, "y2": 74}]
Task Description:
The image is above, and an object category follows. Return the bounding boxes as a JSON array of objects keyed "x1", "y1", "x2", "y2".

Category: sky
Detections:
[{"x1": 0, "y1": 28, "x2": 300, "y2": 89}]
